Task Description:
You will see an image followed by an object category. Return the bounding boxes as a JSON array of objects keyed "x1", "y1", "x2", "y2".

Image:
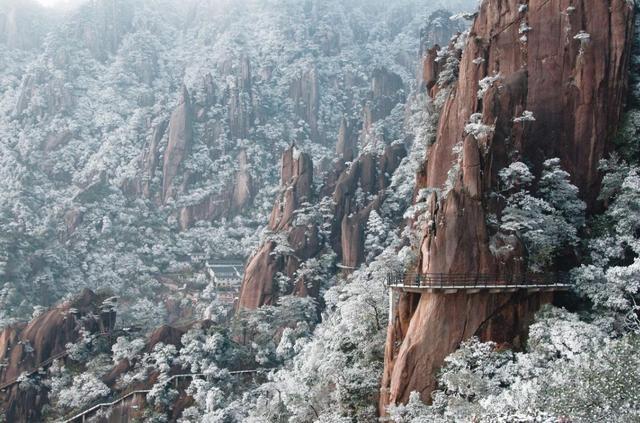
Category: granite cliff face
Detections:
[
  {"x1": 381, "y1": 0, "x2": 634, "y2": 412},
  {"x1": 124, "y1": 77, "x2": 256, "y2": 229},
  {"x1": 237, "y1": 138, "x2": 406, "y2": 310},
  {"x1": 163, "y1": 86, "x2": 194, "y2": 203},
  {"x1": 237, "y1": 146, "x2": 321, "y2": 309},
  {"x1": 237, "y1": 61, "x2": 411, "y2": 310},
  {"x1": 0, "y1": 290, "x2": 115, "y2": 422}
]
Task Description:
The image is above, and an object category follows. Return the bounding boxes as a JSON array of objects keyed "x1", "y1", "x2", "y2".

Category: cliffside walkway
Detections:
[
  {"x1": 62, "y1": 369, "x2": 269, "y2": 423},
  {"x1": 386, "y1": 272, "x2": 572, "y2": 294},
  {"x1": 0, "y1": 321, "x2": 150, "y2": 394},
  {"x1": 0, "y1": 328, "x2": 129, "y2": 393}
]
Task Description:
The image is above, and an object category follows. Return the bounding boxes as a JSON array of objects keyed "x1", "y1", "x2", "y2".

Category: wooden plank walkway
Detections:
[{"x1": 386, "y1": 272, "x2": 572, "y2": 294}]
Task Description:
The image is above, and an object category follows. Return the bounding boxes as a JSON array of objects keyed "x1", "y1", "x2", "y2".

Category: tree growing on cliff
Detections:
[
  {"x1": 364, "y1": 210, "x2": 388, "y2": 262},
  {"x1": 56, "y1": 373, "x2": 110, "y2": 410},
  {"x1": 499, "y1": 159, "x2": 585, "y2": 271},
  {"x1": 574, "y1": 157, "x2": 640, "y2": 332},
  {"x1": 390, "y1": 306, "x2": 640, "y2": 422}
]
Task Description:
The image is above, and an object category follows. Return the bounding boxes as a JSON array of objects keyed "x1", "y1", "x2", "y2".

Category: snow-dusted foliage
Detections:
[
  {"x1": 497, "y1": 159, "x2": 585, "y2": 271},
  {"x1": 0, "y1": 0, "x2": 452, "y2": 328},
  {"x1": 574, "y1": 157, "x2": 640, "y2": 332},
  {"x1": 55, "y1": 372, "x2": 110, "y2": 410},
  {"x1": 6, "y1": 0, "x2": 638, "y2": 422},
  {"x1": 391, "y1": 306, "x2": 640, "y2": 423},
  {"x1": 233, "y1": 79, "x2": 444, "y2": 422}
]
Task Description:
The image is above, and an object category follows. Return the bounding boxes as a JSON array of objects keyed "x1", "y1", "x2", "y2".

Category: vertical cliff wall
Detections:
[
  {"x1": 381, "y1": 0, "x2": 634, "y2": 412},
  {"x1": 236, "y1": 146, "x2": 320, "y2": 309},
  {"x1": 236, "y1": 141, "x2": 407, "y2": 310}
]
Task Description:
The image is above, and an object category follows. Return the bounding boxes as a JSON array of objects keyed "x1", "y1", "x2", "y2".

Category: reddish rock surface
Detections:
[
  {"x1": 237, "y1": 141, "x2": 407, "y2": 310},
  {"x1": 237, "y1": 146, "x2": 319, "y2": 309},
  {"x1": 380, "y1": 0, "x2": 634, "y2": 413},
  {"x1": 0, "y1": 289, "x2": 115, "y2": 422}
]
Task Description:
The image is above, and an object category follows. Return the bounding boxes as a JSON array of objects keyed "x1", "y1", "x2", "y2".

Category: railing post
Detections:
[{"x1": 388, "y1": 289, "x2": 394, "y2": 325}]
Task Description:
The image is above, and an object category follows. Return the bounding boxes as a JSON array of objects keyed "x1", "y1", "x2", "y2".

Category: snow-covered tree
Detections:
[
  {"x1": 56, "y1": 373, "x2": 110, "y2": 410},
  {"x1": 364, "y1": 210, "x2": 388, "y2": 262},
  {"x1": 574, "y1": 157, "x2": 640, "y2": 332},
  {"x1": 499, "y1": 159, "x2": 585, "y2": 271}
]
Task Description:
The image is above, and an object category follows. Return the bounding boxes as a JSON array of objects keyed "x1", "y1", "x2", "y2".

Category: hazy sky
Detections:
[
  {"x1": 36, "y1": 0, "x2": 63, "y2": 6},
  {"x1": 36, "y1": 0, "x2": 83, "y2": 8}
]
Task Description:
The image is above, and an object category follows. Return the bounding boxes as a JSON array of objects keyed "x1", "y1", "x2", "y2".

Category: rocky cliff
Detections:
[
  {"x1": 381, "y1": 0, "x2": 634, "y2": 412},
  {"x1": 236, "y1": 59, "x2": 414, "y2": 310},
  {"x1": 0, "y1": 289, "x2": 115, "y2": 422},
  {"x1": 125, "y1": 77, "x2": 256, "y2": 229},
  {"x1": 236, "y1": 146, "x2": 321, "y2": 309},
  {"x1": 237, "y1": 137, "x2": 407, "y2": 310},
  {"x1": 163, "y1": 86, "x2": 194, "y2": 203}
]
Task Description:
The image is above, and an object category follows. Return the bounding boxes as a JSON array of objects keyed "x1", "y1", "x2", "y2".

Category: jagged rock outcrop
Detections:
[
  {"x1": 162, "y1": 86, "x2": 193, "y2": 202},
  {"x1": 77, "y1": 0, "x2": 134, "y2": 62},
  {"x1": 421, "y1": 46, "x2": 442, "y2": 95},
  {"x1": 141, "y1": 119, "x2": 168, "y2": 198},
  {"x1": 269, "y1": 147, "x2": 314, "y2": 230},
  {"x1": 232, "y1": 149, "x2": 254, "y2": 211},
  {"x1": 97, "y1": 322, "x2": 210, "y2": 423},
  {"x1": 336, "y1": 117, "x2": 358, "y2": 162},
  {"x1": 329, "y1": 145, "x2": 406, "y2": 268},
  {"x1": 381, "y1": 0, "x2": 634, "y2": 412},
  {"x1": 13, "y1": 74, "x2": 34, "y2": 116},
  {"x1": 419, "y1": 9, "x2": 466, "y2": 55},
  {"x1": 366, "y1": 68, "x2": 405, "y2": 125},
  {"x1": 122, "y1": 77, "x2": 256, "y2": 228},
  {"x1": 228, "y1": 56, "x2": 254, "y2": 140},
  {"x1": 290, "y1": 66, "x2": 321, "y2": 141},
  {"x1": 178, "y1": 149, "x2": 255, "y2": 230},
  {"x1": 238, "y1": 141, "x2": 407, "y2": 309},
  {"x1": 238, "y1": 57, "x2": 413, "y2": 310},
  {"x1": 12, "y1": 72, "x2": 75, "y2": 118},
  {"x1": 0, "y1": 289, "x2": 115, "y2": 422},
  {"x1": 237, "y1": 146, "x2": 319, "y2": 309}
]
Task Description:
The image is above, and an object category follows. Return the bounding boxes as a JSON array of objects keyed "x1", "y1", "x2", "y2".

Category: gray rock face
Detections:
[
  {"x1": 419, "y1": 9, "x2": 466, "y2": 55},
  {"x1": 178, "y1": 149, "x2": 255, "y2": 230},
  {"x1": 232, "y1": 149, "x2": 254, "y2": 211},
  {"x1": 336, "y1": 117, "x2": 358, "y2": 162},
  {"x1": 228, "y1": 56, "x2": 254, "y2": 140},
  {"x1": 13, "y1": 73, "x2": 75, "y2": 118},
  {"x1": 290, "y1": 66, "x2": 321, "y2": 141},
  {"x1": 142, "y1": 119, "x2": 168, "y2": 198},
  {"x1": 13, "y1": 74, "x2": 33, "y2": 116},
  {"x1": 162, "y1": 86, "x2": 193, "y2": 202}
]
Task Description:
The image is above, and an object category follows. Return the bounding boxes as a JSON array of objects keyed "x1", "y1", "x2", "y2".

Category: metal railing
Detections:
[
  {"x1": 61, "y1": 369, "x2": 270, "y2": 423},
  {"x1": 386, "y1": 272, "x2": 572, "y2": 291},
  {"x1": 0, "y1": 326, "x2": 140, "y2": 393}
]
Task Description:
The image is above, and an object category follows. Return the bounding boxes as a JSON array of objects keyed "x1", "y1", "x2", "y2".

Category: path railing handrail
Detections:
[
  {"x1": 386, "y1": 272, "x2": 572, "y2": 289},
  {"x1": 61, "y1": 368, "x2": 270, "y2": 423},
  {"x1": 0, "y1": 328, "x2": 128, "y2": 392}
]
